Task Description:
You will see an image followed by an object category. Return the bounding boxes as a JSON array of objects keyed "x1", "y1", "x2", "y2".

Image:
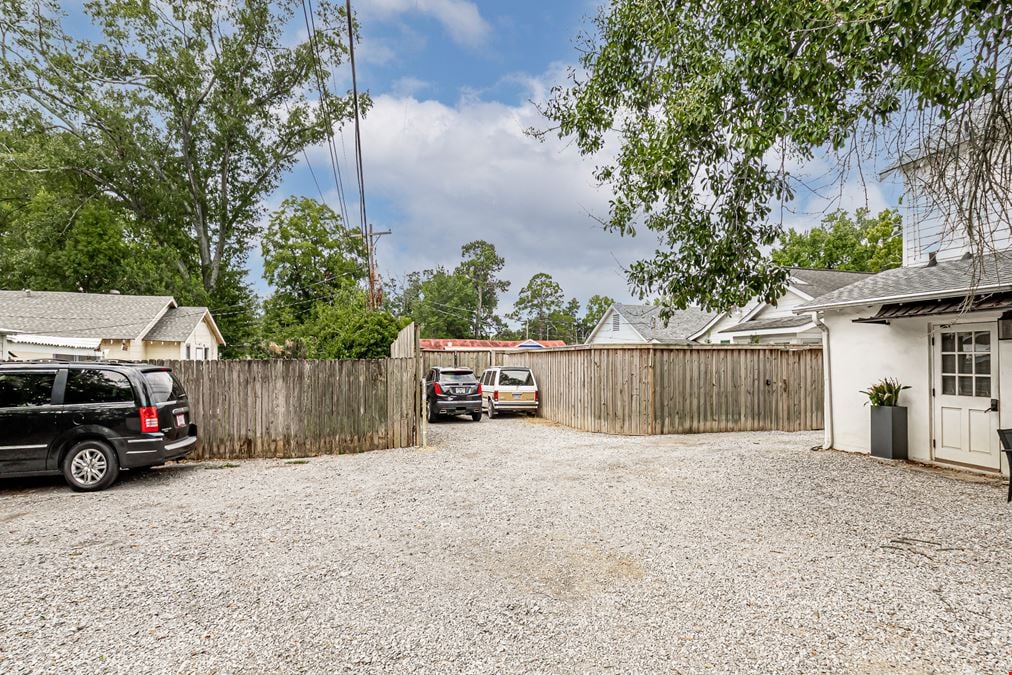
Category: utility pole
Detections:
[{"x1": 345, "y1": 0, "x2": 383, "y2": 309}]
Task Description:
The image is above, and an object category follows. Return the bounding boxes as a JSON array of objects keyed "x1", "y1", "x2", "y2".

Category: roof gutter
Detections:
[
  {"x1": 812, "y1": 312, "x2": 833, "y2": 450},
  {"x1": 795, "y1": 282, "x2": 1012, "y2": 314}
]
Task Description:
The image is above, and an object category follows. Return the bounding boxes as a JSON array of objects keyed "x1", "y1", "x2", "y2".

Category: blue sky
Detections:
[{"x1": 66, "y1": 0, "x2": 902, "y2": 314}]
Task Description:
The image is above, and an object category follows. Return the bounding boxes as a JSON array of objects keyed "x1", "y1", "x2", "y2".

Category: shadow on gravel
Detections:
[{"x1": 0, "y1": 462, "x2": 199, "y2": 495}]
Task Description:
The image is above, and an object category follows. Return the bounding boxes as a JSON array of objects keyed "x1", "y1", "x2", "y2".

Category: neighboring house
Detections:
[
  {"x1": 585, "y1": 303, "x2": 717, "y2": 345},
  {"x1": 0, "y1": 290, "x2": 224, "y2": 361},
  {"x1": 795, "y1": 153, "x2": 1011, "y2": 476},
  {"x1": 420, "y1": 339, "x2": 566, "y2": 351},
  {"x1": 692, "y1": 268, "x2": 872, "y2": 345}
]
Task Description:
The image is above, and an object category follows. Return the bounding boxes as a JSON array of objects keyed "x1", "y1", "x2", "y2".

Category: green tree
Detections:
[
  {"x1": 456, "y1": 240, "x2": 510, "y2": 338},
  {"x1": 262, "y1": 197, "x2": 367, "y2": 320},
  {"x1": 773, "y1": 209, "x2": 902, "y2": 273},
  {"x1": 257, "y1": 288, "x2": 403, "y2": 360},
  {"x1": 510, "y1": 273, "x2": 564, "y2": 340},
  {"x1": 396, "y1": 268, "x2": 476, "y2": 339},
  {"x1": 581, "y1": 294, "x2": 615, "y2": 341},
  {"x1": 0, "y1": 0, "x2": 363, "y2": 306},
  {"x1": 538, "y1": 1, "x2": 1008, "y2": 312}
]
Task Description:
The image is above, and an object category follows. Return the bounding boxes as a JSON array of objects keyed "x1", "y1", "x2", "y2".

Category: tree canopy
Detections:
[
  {"x1": 773, "y1": 209, "x2": 902, "y2": 273},
  {"x1": 0, "y1": 0, "x2": 364, "y2": 349},
  {"x1": 539, "y1": 0, "x2": 1010, "y2": 312}
]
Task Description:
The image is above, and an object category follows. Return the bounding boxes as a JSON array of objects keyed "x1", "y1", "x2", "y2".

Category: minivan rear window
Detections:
[
  {"x1": 0, "y1": 372, "x2": 56, "y2": 408},
  {"x1": 439, "y1": 371, "x2": 476, "y2": 383},
  {"x1": 499, "y1": 369, "x2": 534, "y2": 387},
  {"x1": 143, "y1": 370, "x2": 188, "y2": 404}
]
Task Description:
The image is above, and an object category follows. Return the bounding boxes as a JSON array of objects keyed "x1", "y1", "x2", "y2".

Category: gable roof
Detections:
[
  {"x1": 145, "y1": 306, "x2": 224, "y2": 344},
  {"x1": 612, "y1": 303, "x2": 718, "y2": 344},
  {"x1": 0, "y1": 290, "x2": 175, "y2": 340},
  {"x1": 796, "y1": 252, "x2": 1012, "y2": 313},
  {"x1": 718, "y1": 315, "x2": 814, "y2": 334},
  {"x1": 787, "y1": 268, "x2": 874, "y2": 299}
]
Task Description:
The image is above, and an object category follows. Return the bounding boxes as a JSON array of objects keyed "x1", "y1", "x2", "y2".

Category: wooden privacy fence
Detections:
[
  {"x1": 156, "y1": 358, "x2": 419, "y2": 460},
  {"x1": 423, "y1": 345, "x2": 824, "y2": 435}
]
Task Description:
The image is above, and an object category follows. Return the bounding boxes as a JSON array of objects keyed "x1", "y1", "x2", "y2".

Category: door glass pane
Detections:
[
  {"x1": 942, "y1": 375, "x2": 956, "y2": 395},
  {"x1": 957, "y1": 354, "x2": 974, "y2": 374},
  {"x1": 958, "y1": 332, "x2": 973, "y2": 352},
  {"x1": 975, "y1": 377, "x2": 991, "y2": 397},
  {"x1": 941, "y1": 333, "x2": 955, "y2": 352},
  {"x1": 974, "y1": 331, "x2": 991, "y2": 352},
  {"x1": 942, "y1": 354, "x2": 955, "y2": 374},
  {"x1": 974, "y1": 354, "x2": 991, "y2": 375},
  {"x1": 958, "y1": 376, "x2": 974, "y2": 396}
]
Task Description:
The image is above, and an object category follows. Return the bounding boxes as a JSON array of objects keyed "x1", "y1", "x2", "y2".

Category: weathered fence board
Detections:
[
  {"x1": 422, "y1": 345, "x2": 823, "y2": 435},
  {"x1": 155, "y1": 358, "x2": 419, "y2": 460}
]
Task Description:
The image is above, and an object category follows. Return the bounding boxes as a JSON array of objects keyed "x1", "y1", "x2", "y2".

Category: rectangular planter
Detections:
[{"x1": 870, "y1": 405, "x2": 908, "y2": 460}]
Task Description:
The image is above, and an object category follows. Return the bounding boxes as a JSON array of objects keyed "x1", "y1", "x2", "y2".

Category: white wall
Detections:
[
  {"x1": 823, "y1": 306, "x2": 1010, "y2": 476},
  {"x1": 183, "y1": 317, "x2": 220, "y2": 360},
  {"x1": 587, "y1": 307, "x2": 646, "y2": 344},
  {"x1": 754, "y1": 289, "x2": 810, "y2": 318}
]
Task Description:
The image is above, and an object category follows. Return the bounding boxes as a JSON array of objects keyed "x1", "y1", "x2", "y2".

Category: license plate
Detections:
[
  {"x1": 175, "y1": 413, "x2": 186, "y2": 427},
  {"x1": 513, "y1": 393, "x2": 522, "y2": 400}
]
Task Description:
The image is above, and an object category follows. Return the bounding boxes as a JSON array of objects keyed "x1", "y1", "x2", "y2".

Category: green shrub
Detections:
[{"x1": 860, "y1": 378, "x2": 910, "y2": 406}]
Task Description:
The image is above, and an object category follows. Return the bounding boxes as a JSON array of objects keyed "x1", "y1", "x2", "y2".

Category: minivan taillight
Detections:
[
  {"x1": 535, "y1": 390, "x2": 539, "y2": 401},
  {"x1": 433, "y1": 382, "x2": 443, "y2": 396},
  {"x1": 139, "y1": 406, "x2": 160, "y2": 432},
  {"x1": 493, "y1": 390, "x2": 499, "y2": 401}
]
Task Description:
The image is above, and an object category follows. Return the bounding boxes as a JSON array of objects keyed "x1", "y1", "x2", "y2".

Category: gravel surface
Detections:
[{"x1": 1, "y1": 417, "x2": 1010, "y2": 673}]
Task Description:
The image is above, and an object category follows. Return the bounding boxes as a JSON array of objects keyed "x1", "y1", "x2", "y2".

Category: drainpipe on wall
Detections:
[{"x1": 813, "y1": 312, "x2": 834, "y2": 450}]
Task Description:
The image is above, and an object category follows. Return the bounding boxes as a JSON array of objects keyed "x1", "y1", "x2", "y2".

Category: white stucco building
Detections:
[{"x1": 796, "y1": 162, "x2": 1011, "y2": 477}]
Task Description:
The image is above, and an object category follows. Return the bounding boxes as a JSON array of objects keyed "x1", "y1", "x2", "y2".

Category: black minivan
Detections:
[{"x1": 0, "y1": 361, "x2": 197, "y2": 491}]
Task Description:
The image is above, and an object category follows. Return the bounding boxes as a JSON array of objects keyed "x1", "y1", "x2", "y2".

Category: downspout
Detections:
[{"x1": 813, "y1": 311, "x2": 833, "y2": 450}]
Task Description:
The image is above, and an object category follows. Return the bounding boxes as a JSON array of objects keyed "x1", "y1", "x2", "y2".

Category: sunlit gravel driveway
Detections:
[{"x1": 1, "y1": 417, "x2": 1010, "y2": 673}]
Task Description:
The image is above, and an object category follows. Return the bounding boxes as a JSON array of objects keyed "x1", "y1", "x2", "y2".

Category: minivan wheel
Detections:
[
  {"x1": 63, "y1": 440, "x2": 119, "y2": 492},
  {"x1": 427, "y1": 400, "x2": 438, "y2": 424},
  {"x1": 487, "y1": 399, "x2": 496, "y2": 419}
]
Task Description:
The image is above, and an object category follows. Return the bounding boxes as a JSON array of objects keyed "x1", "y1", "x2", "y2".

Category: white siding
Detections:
[
  {"x1": 753, "y1": 289, "x2": 810, "y2": 318},
  {"x1": 586, "y1": 308, "x2": 646, "y2": 344},
  {"x1": 899, "y1": 159, "x2": 1012, "y2": 267}
]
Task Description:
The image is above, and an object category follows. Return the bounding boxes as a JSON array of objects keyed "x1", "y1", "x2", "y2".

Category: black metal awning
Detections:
[{"x1": 853, "y1": 291, "x2": 1012, "y2": 324}]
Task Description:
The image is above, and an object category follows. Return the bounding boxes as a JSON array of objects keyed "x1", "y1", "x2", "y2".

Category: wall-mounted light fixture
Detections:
[{"x1": 999, "y1": 310, "x2": 1012, "y2": 340}]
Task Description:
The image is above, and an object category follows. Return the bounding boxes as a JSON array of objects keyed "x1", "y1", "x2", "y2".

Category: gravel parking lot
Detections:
[{"x1": 1, "y1": 417, "x2": 1010, "y2": 673}]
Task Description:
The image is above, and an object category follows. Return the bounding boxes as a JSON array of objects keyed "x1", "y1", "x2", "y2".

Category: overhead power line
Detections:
[{"x1": 301, "y1": 0, "x2": 352, "y2": 229}]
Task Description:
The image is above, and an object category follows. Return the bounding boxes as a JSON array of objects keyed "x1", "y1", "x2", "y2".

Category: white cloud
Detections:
[
  {"x1": 306, "y1": 75, "x2": 655, "y2": 313},
  {"x1": 357, "y1": 0, "x2": 491, "y2": 49},
  {"x1": 390, "y1": 76, "x2": 431, "y2": 97}
]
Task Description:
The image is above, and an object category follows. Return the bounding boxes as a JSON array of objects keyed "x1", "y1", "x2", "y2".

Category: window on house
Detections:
[
  {"x1": 612, "y1": 313, "x2": 620, "y2": 331},
  {"x1": 940, "y1": 330, "x2": 990, "y2": 397}
]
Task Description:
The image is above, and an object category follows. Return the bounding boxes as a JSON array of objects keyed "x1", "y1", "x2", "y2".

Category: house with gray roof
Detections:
[
  {"x1": 585, "y1": 303, "x2": 717, "y2": 345},
  {"x1": 690, "y1": 268, "x2": 872, "y2": 345},
  {"x1": 789, "y1": 141, "x2": 1012, "y2": 476},
  {"x1": 0, "y1": 290, "x2": 224, "y2": 361}
]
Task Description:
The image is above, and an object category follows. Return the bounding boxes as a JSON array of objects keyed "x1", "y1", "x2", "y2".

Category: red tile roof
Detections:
[{"x1": 420, "y1": 339, "x2": 566, "y2": 350}]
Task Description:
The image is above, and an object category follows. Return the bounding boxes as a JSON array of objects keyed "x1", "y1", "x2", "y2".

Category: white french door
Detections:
[{"x1": 932, "y1": 323, "x2": 1001, "y2": 470}]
